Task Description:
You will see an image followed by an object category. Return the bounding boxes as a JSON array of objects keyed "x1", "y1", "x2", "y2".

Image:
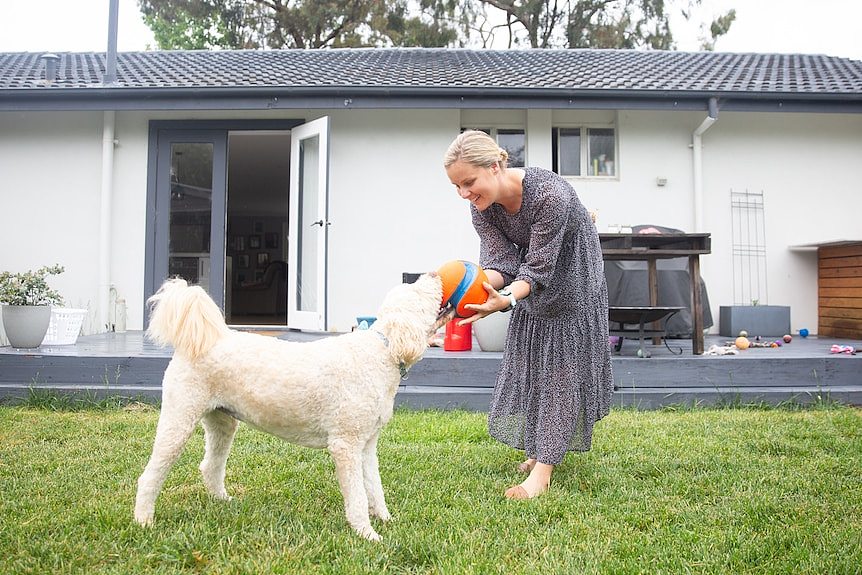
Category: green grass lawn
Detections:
[{"x1": 1, "y1": 402, "x2": 860, "y2": 574}]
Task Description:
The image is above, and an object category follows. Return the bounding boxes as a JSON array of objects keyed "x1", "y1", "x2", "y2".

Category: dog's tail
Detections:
[{"x1": 147, "y1": 278, "x2": 230, "y2": 360}]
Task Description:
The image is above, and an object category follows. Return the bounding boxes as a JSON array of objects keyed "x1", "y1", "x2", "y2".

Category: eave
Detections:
[{"x1": 2, "y1": 85, "x2": 861, "y2": 113}]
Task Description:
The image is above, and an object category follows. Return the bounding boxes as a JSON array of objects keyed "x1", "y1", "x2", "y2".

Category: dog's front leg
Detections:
[
  {"x1": 362, "y1": 432, "x2": 391, "y2": 522},
  {"x1": 328, "y1": 438, "x2": 380, "y2": 542}
]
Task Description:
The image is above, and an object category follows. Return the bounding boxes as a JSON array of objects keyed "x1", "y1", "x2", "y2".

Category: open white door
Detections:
[{"x1": 287, "y1": 116, "x2": 330, "y2": 330}]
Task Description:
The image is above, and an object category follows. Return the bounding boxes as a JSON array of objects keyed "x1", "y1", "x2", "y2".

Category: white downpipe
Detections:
[
  {"x1": 691, "y1": 97, "x2": 719, "y2": 232},
  {"x1": 99, "y1": 111, "x2": 116, "y2": 332}
]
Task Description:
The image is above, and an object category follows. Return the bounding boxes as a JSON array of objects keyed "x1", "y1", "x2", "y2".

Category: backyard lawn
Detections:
[{"x1": 1, "y1": 401, "x2": 860, "y2": 574}]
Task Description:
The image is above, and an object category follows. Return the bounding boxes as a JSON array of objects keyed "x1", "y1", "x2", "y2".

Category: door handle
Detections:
[{"x1": 310, "y1": 220, "x2": 331, "y2": 227}]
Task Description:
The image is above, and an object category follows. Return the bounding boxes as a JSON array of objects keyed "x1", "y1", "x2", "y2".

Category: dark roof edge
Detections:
[{"x1": 2, "y1": 86, "x2": 861, "y2": 113}]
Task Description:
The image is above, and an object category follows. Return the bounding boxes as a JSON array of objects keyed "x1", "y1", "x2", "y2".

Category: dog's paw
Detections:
[
  {"x1": 134, "y1": 510, "x2": 155, "y2": 527},
  {"x1": 371, "y1": 508, "x2": 392, "y2": 522},
  {"x1": 356, "y1": 525, "x2": 382, "y2": 542}
]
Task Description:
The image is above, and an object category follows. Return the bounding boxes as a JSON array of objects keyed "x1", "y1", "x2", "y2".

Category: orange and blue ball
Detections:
[{"x1": 437, "y1": 260, "x2": 489, "y2": 318}]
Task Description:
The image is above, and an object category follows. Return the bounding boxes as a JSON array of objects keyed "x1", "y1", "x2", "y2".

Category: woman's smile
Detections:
[{"x1": 446, "y1": 160, "x2": 494, "y2": 210}]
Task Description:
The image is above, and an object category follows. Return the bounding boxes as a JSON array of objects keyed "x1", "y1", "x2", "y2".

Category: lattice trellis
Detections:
[{"x1": 730, "y1": 190, "x2": 768, "y2": 306}]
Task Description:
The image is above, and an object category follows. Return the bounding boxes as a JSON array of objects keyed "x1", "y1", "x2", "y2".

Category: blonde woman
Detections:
[{"x1": 444, "y1": 130, "x2": 614, "y2": 499}]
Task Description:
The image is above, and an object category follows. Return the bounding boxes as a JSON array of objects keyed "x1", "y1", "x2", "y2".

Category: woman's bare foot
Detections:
[
  {"x1": 516, "y1": 458, "x2": 536, "y2": 474},
  {"x1": 505, "y1": 462, "x2": 553, "y2": 500}
]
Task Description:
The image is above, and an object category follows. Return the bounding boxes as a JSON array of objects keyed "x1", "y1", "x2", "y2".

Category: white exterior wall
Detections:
[
  {"x1": 698, "y1": 111, "x2": 862, "y2": 334},
  {"x1": 2, "y1": 106, "x2": 860, "y2": 337},
  {"x1": 324, "y1": 108, "x2": 476, "y2": 332},
  {"x1": 0, "y1": 111, "x2": 106, "y2": 335},
  {"x1": 554, "y1": 109, "x2": 862, "y2": 335}
]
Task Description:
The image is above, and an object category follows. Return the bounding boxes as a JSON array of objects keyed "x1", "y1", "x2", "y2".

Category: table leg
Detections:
[
  {"x1": 689, "y1": 255, "x2": 704, "y2": 354},
  {"x1": 648, "y1": 258, "x2": 660, "y2": 345}
]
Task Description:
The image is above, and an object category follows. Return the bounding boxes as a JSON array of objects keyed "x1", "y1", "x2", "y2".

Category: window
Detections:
[
  {"x1": 463, "y1": 127, "x2": 525, "y2": 167},
  {"x1": 552, "y1": 127, "x2": 616, "y2": 177}
]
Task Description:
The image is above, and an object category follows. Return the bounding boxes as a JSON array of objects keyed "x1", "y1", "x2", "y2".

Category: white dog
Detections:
[{"x1": 134, "y1": 273, "x2": 448, "y2": 541}]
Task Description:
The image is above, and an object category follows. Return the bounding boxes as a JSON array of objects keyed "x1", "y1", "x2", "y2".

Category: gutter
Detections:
[
  {"x1": 691, "y1": 97, "x2": 719, "y2": 232},
  {"x1": 3, "y1": 84, "x2": 861, "y2": 102},
  {"x1": 3, "y1": 86, "x2": 859, "y2": 115}
]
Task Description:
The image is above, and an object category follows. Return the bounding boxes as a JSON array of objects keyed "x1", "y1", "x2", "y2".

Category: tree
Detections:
[
  {"x1": 471, "y1": 0, "x2": 735, "y2": 50},
  {"x1": 138, "y1": 0, "x2": 735, "y2": 51},
  {"x1": 138, "y1": 0, "x2": 462, "y2": 49},
  {"x1": 700, "y1": 7, "x2": 735, "y2": 50},
  {"x1": 138, "y1": 0, "x2": 246, "y2": 49}
]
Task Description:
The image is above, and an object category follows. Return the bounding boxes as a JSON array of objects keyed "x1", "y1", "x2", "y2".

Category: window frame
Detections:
[
  {"x1": 552, "y1": 124, "x2": 618, "y2": 179},
  {"x1": 462, "y1": 127, "x2": 526, "y2": 168}
]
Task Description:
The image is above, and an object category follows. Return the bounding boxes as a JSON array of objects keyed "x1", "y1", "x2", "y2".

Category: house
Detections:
[{"x1": 1, "y1": 49, "x2": 860, "y2": 338}]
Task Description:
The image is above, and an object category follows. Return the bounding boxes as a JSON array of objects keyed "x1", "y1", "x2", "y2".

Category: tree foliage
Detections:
[
  {"x1": 475, "y1": 0, "x2": 735, "y2": 50},
  {"x1": 138, "y1": 0, "x2": 735, "y2": 50},
  {"x1": 138, "y1": 0, "x2": 461, "y2": 49}
]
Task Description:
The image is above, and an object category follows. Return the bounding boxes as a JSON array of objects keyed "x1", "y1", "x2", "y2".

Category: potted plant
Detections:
[{"x1": 0, "y1": 264, "x2": 64, "y2": 348}]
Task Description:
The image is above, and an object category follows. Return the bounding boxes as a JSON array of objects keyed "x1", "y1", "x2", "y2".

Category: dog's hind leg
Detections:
[
  {"x1": 199, "y1": 409, "x2": 239, "y2": 500},
  {"x1": 362, "y1": 432, "x2": 391, "y2": 523},
  {"x1": 329, "y1": 437, "x2": 380, "y2": 542},
  {"x1": 134, "y1": 387, "x2": 207, "y2": 526}
]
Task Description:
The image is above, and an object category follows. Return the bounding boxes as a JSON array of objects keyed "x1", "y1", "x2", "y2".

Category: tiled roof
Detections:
[{"x1": 1, "y1": 48, "x2": 861, "y2": 97}]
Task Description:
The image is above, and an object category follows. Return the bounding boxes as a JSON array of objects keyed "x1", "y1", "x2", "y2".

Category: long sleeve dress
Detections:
[{"x1": 472, "y1": 167, "x2": 614, "y2": 464}]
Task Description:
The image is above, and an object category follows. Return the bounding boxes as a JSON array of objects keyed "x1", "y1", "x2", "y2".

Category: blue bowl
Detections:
[{"x1": 356, "y1": 316, "x2": 377, "y2": 327}]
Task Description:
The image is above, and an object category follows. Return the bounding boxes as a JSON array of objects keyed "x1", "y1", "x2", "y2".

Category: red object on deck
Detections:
[{"x1": 443, "y1": 320, "x2": 472, "y2": 351}]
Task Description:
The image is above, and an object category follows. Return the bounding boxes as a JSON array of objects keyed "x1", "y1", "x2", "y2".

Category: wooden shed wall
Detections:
[{"x1": 818, "y1": 243, "x2": 862, "y2": 339}]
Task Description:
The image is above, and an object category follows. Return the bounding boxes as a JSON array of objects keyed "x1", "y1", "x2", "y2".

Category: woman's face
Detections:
[{"x1": 446, "y1": 160, "x2": 499, "y2": 212}]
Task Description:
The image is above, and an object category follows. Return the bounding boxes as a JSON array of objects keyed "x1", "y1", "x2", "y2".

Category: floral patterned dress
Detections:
[{"x1": 472, "y1": 167, "x2": 614, "y2": 464}]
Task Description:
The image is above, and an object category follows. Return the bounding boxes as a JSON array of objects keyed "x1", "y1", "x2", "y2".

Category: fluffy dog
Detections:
[{"x1": 134, "y1": 273, "x2": 448, "y2": 541}]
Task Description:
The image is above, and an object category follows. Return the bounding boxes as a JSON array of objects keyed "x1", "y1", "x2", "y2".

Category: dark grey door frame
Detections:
[
  {"x1": 143, "y1": 119, "x2": 304, "y2": 324},
  {"x1": 146, "y1": 129, "x2": 227, "y2": 311}
]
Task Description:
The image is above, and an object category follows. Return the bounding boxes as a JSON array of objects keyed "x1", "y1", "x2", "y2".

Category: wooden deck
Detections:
[{"x1": 0, "y1": 330, "x2": 860, "y2": 410}]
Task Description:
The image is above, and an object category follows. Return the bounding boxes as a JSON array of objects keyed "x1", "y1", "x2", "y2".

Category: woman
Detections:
[{"x1": 443, "y1": 130, "x2": 614, "y2": 500}]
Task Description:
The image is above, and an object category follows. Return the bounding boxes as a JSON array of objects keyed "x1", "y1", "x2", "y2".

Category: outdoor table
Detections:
[{"x1": 599, "y1": 232, "x2": 712, "y2": 355}]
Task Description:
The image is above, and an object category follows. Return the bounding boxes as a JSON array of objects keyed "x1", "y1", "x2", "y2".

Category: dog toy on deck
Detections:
[
  {"x1": 830, "y1": 344, "x2": 857, "y2": 355},
  {"x1": 705, "y1": 344, "x2": 739, "y2": 356}
]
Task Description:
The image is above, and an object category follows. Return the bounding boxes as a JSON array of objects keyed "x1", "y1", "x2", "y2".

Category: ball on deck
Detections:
[
  {"x1": 437, "y1": 260, "x2": 489, "y2": 318},
  {"x1": 735, "y1": 336, "x2": 750, "y2": 350},
  {"x1": 783, "y1": 334, "x2": 793, "y2": 343}
]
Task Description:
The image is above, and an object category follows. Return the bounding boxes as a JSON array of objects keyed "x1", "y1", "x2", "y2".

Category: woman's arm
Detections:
[
  {"x1": 483, "y1": 269, "x2": 507, "y2": 290},
  {"x1": 472, "y1": 206, "x2": 520, "y2": 280},
  {"x1": 459, "y1": 277, "x2": 531, "y2": 325}
]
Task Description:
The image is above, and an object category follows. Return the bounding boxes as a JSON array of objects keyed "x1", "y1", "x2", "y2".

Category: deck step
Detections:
[{"x1": 0, "y1": 332, "x2": 859, "y2": 410}]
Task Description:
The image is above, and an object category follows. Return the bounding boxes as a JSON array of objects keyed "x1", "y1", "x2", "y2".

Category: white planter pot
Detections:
[
  {"x1": 1, "y1": 305, "x2": 52, "y2": 348},
  {"x1": 472, "y1": 309, "x2": 512, "y2": 352}
]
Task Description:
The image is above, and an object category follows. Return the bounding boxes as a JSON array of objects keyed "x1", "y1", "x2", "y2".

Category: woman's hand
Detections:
[{"x1": 458, "y1": 282, "x2": 510, "y2": 325}]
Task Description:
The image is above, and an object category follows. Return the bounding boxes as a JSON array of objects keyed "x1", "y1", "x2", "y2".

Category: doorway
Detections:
[
  {"x1": 225, "y1": 131, "x2": 290, "y2": 326},
  {"x1": 145, "y1": 118, "x2": 330, "y2": 330}
]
